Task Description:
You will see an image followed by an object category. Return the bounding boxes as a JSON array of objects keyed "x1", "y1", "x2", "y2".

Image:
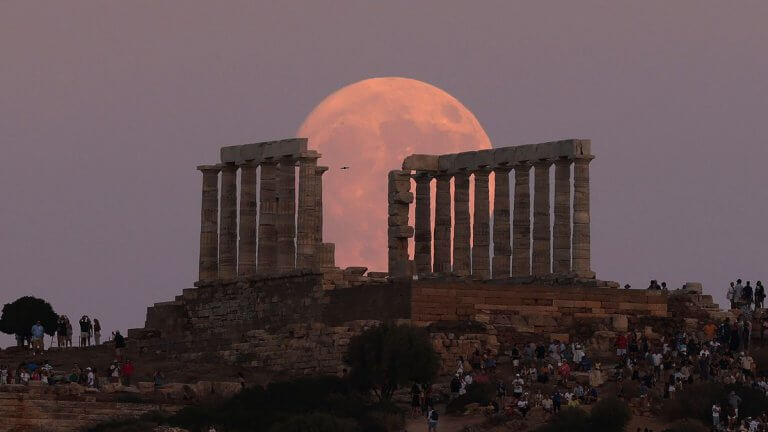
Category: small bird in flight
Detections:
[{"x1": 340, "y1": 166, "x2": 350, "y2": 170}]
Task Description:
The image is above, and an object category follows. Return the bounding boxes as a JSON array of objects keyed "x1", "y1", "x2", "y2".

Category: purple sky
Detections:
[{"x1": 2, "y1": 2, "x2": 767, "y2": 344}]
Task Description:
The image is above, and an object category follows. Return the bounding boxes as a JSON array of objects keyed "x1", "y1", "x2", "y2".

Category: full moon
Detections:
[{"x1": 297, "y1": 77, "x2": 492, "y2": 271}]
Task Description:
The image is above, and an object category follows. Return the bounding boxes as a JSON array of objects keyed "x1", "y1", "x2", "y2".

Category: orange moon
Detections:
[{"x1": 297, "y1": 77, "x2": 492, "y2": 272}]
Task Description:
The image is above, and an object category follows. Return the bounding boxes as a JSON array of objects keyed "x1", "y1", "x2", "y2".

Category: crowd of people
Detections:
[
  {"x1": 728, "y1": 279, "x2": 766, "y2": 313},
  {"x1": 53, "y1": 315, "x2": 102, "y2": 348}
]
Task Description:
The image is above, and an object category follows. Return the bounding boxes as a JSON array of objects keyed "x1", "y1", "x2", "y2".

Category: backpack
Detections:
[{"x1": 430, "y1": 410, "x2": 439, "y2": 421}]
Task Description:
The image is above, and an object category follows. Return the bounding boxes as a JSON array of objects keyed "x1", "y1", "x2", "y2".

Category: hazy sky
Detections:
[{"x1": 2, "y1": 1, "x2": 767, "y2": 344}]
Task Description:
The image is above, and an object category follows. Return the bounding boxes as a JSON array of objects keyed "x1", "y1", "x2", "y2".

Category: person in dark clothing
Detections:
[
  {"x1": 743, "y1": 281, "x2": 754, "y2": 310},
  {"x1": 114, "y1": 330, "x2": 126, "y2": 358}
]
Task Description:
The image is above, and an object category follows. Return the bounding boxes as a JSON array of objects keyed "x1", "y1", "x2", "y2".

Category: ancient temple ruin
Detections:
[
  {"x1": 389, "y1": 139, "x2": 594, "y2": 280},
  {"x1": 195, "y1": 138, "x2": 335, "y2": 283}
]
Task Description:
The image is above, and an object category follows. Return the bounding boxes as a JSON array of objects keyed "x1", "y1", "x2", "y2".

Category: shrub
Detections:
[
  {"x1": 536, "y1": 407, "x2": 590, "y2": 432},
  {"x1": 662, "y1": 383, "x2": 768, "y2": 424},
  {"x1": 446, "y1": 382, "x2": 495, "y2": 414},
  {"x1": 345, "y1": 323, "x2": 440, "y2": 401},
  {"x1": 536, "y1": 398, "x2": 631, "y2": 432}
]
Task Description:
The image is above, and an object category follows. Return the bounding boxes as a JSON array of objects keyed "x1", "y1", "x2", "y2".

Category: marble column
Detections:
[
  {"x1": 433, "y1": 174, "x2": 452, "y2": 274},
  {"x1": 413, "y1": 172, "x2": 432, "y2": 275},
  {"x1": 296, "y1": 154, "x2": 319, "y2": 269},
  {"x1": 197, "y1": 165, "x2": 220, "y2": 281},
  {"x1": 388, "y1": 170, "x2": 413, "y2": 279},
  {"x1": 532, "y1": 159, "x2": 553, "y2": 276},
  {"x1": 258, "y1": 160, "x2": 278, "y2": 272},
  {"x1": 452, "y1": 171, "x2": 471, "y2": 276},
  {"x1": 218, "y1": 164, "x2": 238, "y2": 279},
  {"x1": 492, "y1": 166, "x2": 512, "y2": 279},
  {"x1": 238, "y1": 162, "x2": 258, "y2": 277},
  {"x1": 276, "y1": 157, "x2": 296, "y2": 272},
  {"x1": 553, "y1": 158, "x2": 572, "y2": 274},
  {"x1": 511, "y1": 163, "x2": 531, "y2": 276},
  {"x1": 315, "y1": 166, "x2": 328, "y2": 244},
  {"x1": 472, "y1": 169, "x2": 491, "y2": 279},
  {"x1": 572, "y1": 156, "x2": 595, "y2": 278}
]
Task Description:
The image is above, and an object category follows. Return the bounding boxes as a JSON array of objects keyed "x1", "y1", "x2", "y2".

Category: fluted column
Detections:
[
  {"x1": 296, "y1": 154, "x2": 319, "y2": 269},
  {"x1": 218, "y1": 164, "x2": 238, "y2": 279},
  {"x1": 511, "y1": 163, "x2": 531, "y2": 276},
  {"x1": 315, "y1": 166, "x2": 328, "y2": 244},
  {"x1": 276, "y1": 157, "x2": 296, "y2": 272},
  {"x1": 258, "y1": 160, "x2": 278, "y2": 272},
  {"x1": 388, "y1": 170, "x2": 413, "y2": 279},
  {"x1": 572, "y1": 156, "x2": 595, "y2": 278},
  {"x1": 492, "y1": 166, "x2": 512, "y2": 278},
  {"x1": 238, "y1": 162, "x2": 258, "y2": 276},
  {"x1": 414, "y1": 172, "x2": 432, "y2": 275},
  {"x1": 553, "y1": 158, "x2": 572, "y2": 274},
  {"x1": 433, "y1": 174, "x2": 452, "y2": 274},
  {"x1": 472, "y1": 169, "x2": 491, "y2": 279},
  {"x1": 532, "y1": 160, "x2": 553, "y2": 275},
  {"x1": 197, "y1": 165, "x2": 220, "y2": 282},
  {"x1": 453, "y1": 171, "x2": 471, "y2": 276}
]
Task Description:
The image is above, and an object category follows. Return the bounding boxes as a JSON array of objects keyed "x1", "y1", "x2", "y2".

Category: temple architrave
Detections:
[
  {"x1": 195, "y1": 138, "x2": 335, "y2": 283},
  {"x1": 389, "y1": 139, "x2": 594, "y2": 280}
]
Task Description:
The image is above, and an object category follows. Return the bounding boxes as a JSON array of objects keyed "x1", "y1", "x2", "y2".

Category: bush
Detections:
[
  {"x1": 345, "y1": 323, "x2": 440, "y2": 401},
  {"x1": 536, "y1": 398, "x2": 631, "y2": 432},
  {"x1": 445, "y1": 382, "x2": 495, "y2": 414},
  {"x1": 662, "y1": 383, "x2": 768, "y2": 424},
  {"x1": 268, "y1": 413, "x2": 359, "y2": 432}
]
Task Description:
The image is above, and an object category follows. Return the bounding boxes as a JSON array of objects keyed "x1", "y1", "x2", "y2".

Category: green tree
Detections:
[
  {"x1": 345, "y1": 323, "x2": 440, "y2": 401},
  {"x1": 0, "y1": 296, "x2": 58, "y2": 345}
]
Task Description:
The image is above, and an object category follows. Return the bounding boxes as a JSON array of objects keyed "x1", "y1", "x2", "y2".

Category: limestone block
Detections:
[
  {"x1": 343, "y1": 266, "x2": 368, "y2": 276},
  {"x1": 402, "y1": 154, "x2": 439, "y2": 171}
]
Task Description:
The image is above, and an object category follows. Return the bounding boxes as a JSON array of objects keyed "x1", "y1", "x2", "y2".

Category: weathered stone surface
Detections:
[
  {"x1": 472, "y1": 169, "x2": 491, "y2": 279},
  {"x1": 511, "y1": 163, "x2": 531, "y2": 276},
  {"x1": 258, "y1": 160, "x2": 278, "y2": 272},
  {"x1": 387, "y1": 170, "x2": 412, "y2": 279},
  {"x1": 433, "y1": 174, "x2": 452, "y2": 274},
  {"x1": 238, "y1": 162, "x2": 258, "y2": 276},
  {"x1": 277, "y1": 156, "x2": 296, "y2": 272},
  {"x1": 219, "y1": 164, "x2": 238, "y2": 279},
  {"x1": 296, "y1": 153, "x2": 319, "y2": 269},
  {"x1": 197, "y1": 165, "x2": 220, "y2": 281},
  {"x1": 492, "y1": 167, "x2": 511, "y2": 278},
  {"x1": 553, "y1": 158, "x2": 572, "y2": 274},
  {"x1": 413, "y1": 173, "x2": 432, "y2": 275},
  {"x1": 402, "y1": 154, "x2": 439, "y2": 171},
  {"x1": 453, "y1": 172, "x2": 471, "y2": 276},
  {"x1": 572, "y1": 156, "x2": 595, "y2": 278},
  {"x1": 221, "y1": 138, "x2": 308, "y2": 164},
  {"x1": 434, "y1": 139, "x2": 592, "y2": 173},
  {"x1": 532, "y1": 160, "x2": 553, "y2": 275}
]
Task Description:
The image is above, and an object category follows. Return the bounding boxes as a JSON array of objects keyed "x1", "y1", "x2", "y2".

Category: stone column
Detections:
[
  {"x1": 218, "y1": 164, "x2": 238, "y2": 279},
  {"x1": 452, "y1": 171, "x2": 471, "y2": 276},
  {"x1": 433, "y1": 174, "x2": 452, "y2": 274},
  {"x1": 388, "y1": 170, "x2": 413, "y2": 279},
  {"x1": 413, "y1": 172, "x2": 432, "y2": 275},
  {"x1": 532, "y1": 159, "x2": 553, "y2": 276},
  {"x1": 572, "y1": 156, "x2": 595, "y2": 278},
  {"x1": 553, "y1": 158, "x2": 572, "y2": 274},
  {"x1": 492, "y1": 166, "x2": 512, "y2": 278},
  {"x1": 511, "y1": 163, "x2": 531, "y2": 276},
  {"x1": 276, "y1": 156, "x2": 296, "y2": 272},
  {"x1": 237, "y1": 162, "x2": 258, "y2": 277},
  {"x1": 197, "y1": 165, "x2": 220, "y2": 282},
  {"x1": 296, "y1": 154, "x2": 319, "y2": 269},
  {"x1": 472, "y1": 169, "x2": 491, "y2": 279},
  {"x1": 258, "y1": 160, "x2": 278, "y2": 272},
  {"x1": 315, "y1": 166, "x2": 328, "y2": 244}
]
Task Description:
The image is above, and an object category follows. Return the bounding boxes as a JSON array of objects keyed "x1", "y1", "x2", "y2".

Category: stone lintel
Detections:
[
  {"x1": 220, "y1": 138, "x2": 309, "y2": 164},
  {"x1": 417, "y1": 139, "x2": 591, "y2": 174},
  {"x1": 196, "y1": 164, "x2": 221, "y2": 172}
]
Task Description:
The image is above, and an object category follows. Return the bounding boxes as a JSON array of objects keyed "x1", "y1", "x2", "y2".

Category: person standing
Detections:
[
  {"x1": 426, "y1": 405, "x2": 438, "y2": 432},
  {"x1": 755, "y1": 281, "x2": 765, "y2": 310},
  {"x1": 65, "y1": 317, "x2": 73, "y2": 347},
  {"x1": 121, "y1": 359, "x2": 135, "y2": 386},
  {"x1": 743, "y1": 281, "x2": 754, "y2": 311},
  {"x1": 727, "y1": 282, "x2": 736, "y2": 309},
  {"x1": 79, "y1": 316, "x2": 91, "y2": 347},
  {"x1": 56, "y1": 316, "x2": 67, "y2": 348},
  {"x1": 114, "y1": 330, "x2": 126, "y2": 358},
  {"x1": 734, "y1": 279, "x2": 744, "y2": 309},
  {"x1": 30, "y1": 321, "x2": 45, "y2": 356},
  {"x1": 93, "y1": 319, "x2": 101, "y2": 345}
]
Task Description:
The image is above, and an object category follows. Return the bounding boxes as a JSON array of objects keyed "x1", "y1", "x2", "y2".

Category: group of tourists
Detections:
[
  {"x1": 728, "y1": 279, "x2": 766, "y2": 312},
  {"x1": 54, "y1": 315, "x2": 102, "y2": 348}
]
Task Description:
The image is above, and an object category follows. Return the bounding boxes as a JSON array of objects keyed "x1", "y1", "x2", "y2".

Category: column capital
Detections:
[
  {"x1": 298, "y1": 150, "x2": 322, "y2": 160},
  {"x1": 553, "y1": 157, "x2": 573, "y2": 167},
  {"x1": 196, "y1": 164, "x2": 221, "y2": 173},
  {"x1": 513, "y1": 161, "x2": 532, "y2": 170},
  {"x1": 472, "y1": 167, "x2": 492, "y2": 176},
  {"x1": 316, "y1": 166, "x2": 329, "y2": 176},
  {"x1": 493, "y1": 165, "x2": 513, "y2": 174},
  {"x1": 412, "y1": 171, "x2": 433, "y2": 182},
  {"x1": 572, "y1": 155, "x2": 596, "y2": 164},
  {"x1": 532, "y1": 158, "x2": 555, "y2": 168},
  {"x1": 220, "y1": 163, "x2": 239, "y2": 172}
]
